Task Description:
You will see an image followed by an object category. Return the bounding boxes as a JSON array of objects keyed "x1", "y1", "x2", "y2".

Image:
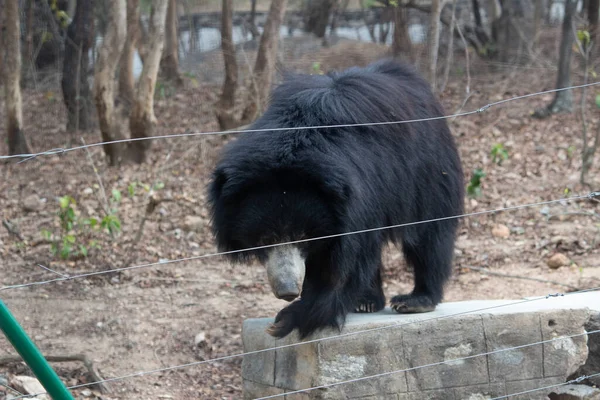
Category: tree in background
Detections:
[
  {"x1": 303, "y1": 0, "x2": 336, "y2": 39},
  {"x1": 490, "y1": 0, "x2": 534, "y2": 64},
  {"x1": 23, "y1": 0, "x2": 36, "y2": 84},
  {"x1": 427, "y1": 0, "x2": 446, "y2": 90},
  {"x1": 216, "y1": 0, "x2": 288, "y2": 129},
  {"x1": 2, "y1": 0, "x2": 32, "y2": 156},
  {"x1": 391, "y1": 4, "x2": 412, "y2": 60},
  {"x1": 93, "y1": 0, "x2": 127, "y2": 166},
  {"x1": 533, "y1": 0, "x2": 578, "y2": 118},
  {"x1": 247, "y1": 0, "x2": 261, "y2": 39},
  {"x1": 61, "y1": 0, "x2": 95, "y2": 133},
  {"x1": 0, "y1": 0, "x2": 4, "y2": 87},
  {"x1": 240, "y1": 0, "x2": 288, "y2": 123},
  {"x1": 119, "y1": 0, "x2": 141, "y2": 110},
  {"x1": 129, "y1": 0, "x2": 169, "y2": 163},
  {"x1": 587, "y1": 0, "x2": 599, "y2": 59},
  {"x1": 160, "y1": 0, "x2": 183, "y2": 86},
  {"x1": 216, "y1": 0, "x2": 239, "y2": 130}
]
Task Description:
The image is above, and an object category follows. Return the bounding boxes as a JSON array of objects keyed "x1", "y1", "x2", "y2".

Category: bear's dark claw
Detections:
[{"x1": 390, "y1": 294, "x2": 437, "y2": 314}]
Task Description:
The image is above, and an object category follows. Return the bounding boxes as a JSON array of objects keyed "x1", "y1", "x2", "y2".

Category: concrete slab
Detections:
[{"x1": 242, "y1": 293, "x2": 600, "y2": 400}]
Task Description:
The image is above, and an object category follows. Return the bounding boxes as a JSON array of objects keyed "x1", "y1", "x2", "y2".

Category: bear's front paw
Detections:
[
  {"x1": 390, "y1": 294, "x2": 437, "y2": 313},
  {"x1": 353, "y1": 292, "x2": 386, "y2": 313},
  {"x1": 265, "y1": 306, "x2": 298, "y2": 338}
]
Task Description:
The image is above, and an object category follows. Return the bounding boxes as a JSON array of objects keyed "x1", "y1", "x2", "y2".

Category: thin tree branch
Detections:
[{"x1": 0, "y1": 354, "x2": 110, "y2": 394}]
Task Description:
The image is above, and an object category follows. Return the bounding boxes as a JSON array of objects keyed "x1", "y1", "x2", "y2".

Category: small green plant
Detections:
[
  {"x1": 467, "y1": 168, "x2": 486, "y2": 197},
  {"x1": 577, "y1": 29, "x2": 591, "y2": 49},
  {"x1": 155, "y1": 81, "x2": 176, "y2": 99},
  {"x1": 41, "y1": 196, "x2": 99, "y2": 259},
  {"x1": 311, "y1": 62, "x2": 323, "y2": 75},
  {"x1": 101, "y1": 189, "x2": 123, "y2": 238},
  {"x1": 567, "y1": 145, "x2": 576, "y2": 160},
  {"x1": 41, "y1": 190, "x2": 123, "y2": 259},
  {"x1": 127, "y1": 180, "x2": 164, "y2": 197},
  {"x1": 490, "y1": 143, "x2": 509, "y2": 165},
  {"x1": 40, "y1": 180, "x2": 164, "y2": 260}
]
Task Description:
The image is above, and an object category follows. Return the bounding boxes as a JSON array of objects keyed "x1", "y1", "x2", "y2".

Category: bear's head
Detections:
[{"x1": 207, "y1": 157, "x2": 353, "y2": 302}]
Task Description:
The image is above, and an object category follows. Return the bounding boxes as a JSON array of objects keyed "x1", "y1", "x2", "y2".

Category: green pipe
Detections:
[{"x1": 0, "y1": 299, "x2": 74, "y2": 400}]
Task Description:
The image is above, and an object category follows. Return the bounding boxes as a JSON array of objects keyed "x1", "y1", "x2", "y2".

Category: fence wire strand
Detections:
[
  {"x1": 1, "y1": 192, "x2": 597, "y2": 292},
  {"x1": 1, "y1": 383, "x2": 25, "y2": 397},
  {"x1": 490, "y1": 372, "x2": 600, "y2": 399},
  {"x1": 2, "y1": 80, "x2": 600, "y2": 161}
]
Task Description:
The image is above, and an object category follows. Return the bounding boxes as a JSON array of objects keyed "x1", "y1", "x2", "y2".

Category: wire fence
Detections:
[
  {"x1": 1, "y1": 191, "x2": 597, "y2": 292},
  {"x1": 3, "y1": 80, "x2": 600, "y2": 162},
  {"x1": 7, "y1": 288, "x2": 600, "y2": 399},
  {"x1": 2, "y1": 70, "x2": 600, "y2": 399}
]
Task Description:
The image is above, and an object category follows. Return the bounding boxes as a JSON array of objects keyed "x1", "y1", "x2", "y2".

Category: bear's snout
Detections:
[
  {"x1": 266, "y1": 245, "x2": 305, "y2": 302},
  {"x1": 273, "y1": 283, "x2": 300, "y2": 302}
]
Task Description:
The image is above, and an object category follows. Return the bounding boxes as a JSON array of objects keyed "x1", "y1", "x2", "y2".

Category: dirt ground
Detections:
[{"x1": 1, "y1": 38, "x2": 600, "y2": 400}]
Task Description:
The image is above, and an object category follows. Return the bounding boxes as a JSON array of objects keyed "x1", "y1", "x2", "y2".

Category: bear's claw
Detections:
[
  {"x1": 266, "y1": 320, "x2": 291, "y2": 338},
  {"x1": 390, "y1": 294, "x2": 436, "y2": 314},
  {"x1": 354, "y1": 302, "x2": 378, "y2": 313}
]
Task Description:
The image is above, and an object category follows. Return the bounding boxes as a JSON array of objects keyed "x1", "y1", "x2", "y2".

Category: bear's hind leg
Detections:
[
  {"x1": 391, "y1": 224, "x2": 455, "y2": 314},
  {"x1": 354, "y1": 266, "x2": 385, "y2": 313}
]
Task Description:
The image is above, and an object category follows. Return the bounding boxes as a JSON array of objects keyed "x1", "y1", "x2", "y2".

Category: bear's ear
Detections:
[
  {"x1": 208, "y1": 169, "x2": 228, "y2": 203},
  {"x1": 313, "y1": 167, "x2": 354, "y2": 205},
  {"x1": 209, "y1": 167, "x2": 254, "y2": 202}
]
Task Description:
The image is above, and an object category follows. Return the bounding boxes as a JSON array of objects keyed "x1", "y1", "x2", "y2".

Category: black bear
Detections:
[{"x1": 207, "y1": 59, "x2": 464, "y2": 340}]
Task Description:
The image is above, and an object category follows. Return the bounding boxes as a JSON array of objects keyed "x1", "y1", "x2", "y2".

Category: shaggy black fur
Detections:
[{"x1": 207, "y1": 59, "x2": 465, "y2": 340}]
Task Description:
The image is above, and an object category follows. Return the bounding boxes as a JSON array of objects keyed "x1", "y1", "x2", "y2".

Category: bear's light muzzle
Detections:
[{"x1": 265, "y1": 245, "x2": 305, "y2": 302}]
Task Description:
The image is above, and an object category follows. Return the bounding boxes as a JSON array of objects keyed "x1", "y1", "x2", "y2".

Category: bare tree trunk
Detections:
[
  {"x1": 428, "y1": 0, "x2": 444, "y2": 90},
  {"x1": 216, "y1": 0, "x2": 240, "y2": 130},
  {"x1": 578, "y1": 44, "x2": 595, "y2": 185},
  {"x1": 533, "y1": 0, "x2": 544, "y2": 43},
  {"x1": 330, "y1": 0, "x2": 350, "y2": 38},
  {"x1": 0, "y1": 0, "x2": 4, "y2": 87},
  {"x1": 533, "y1": 0, "x2": 577, "y2": 118},
  {"x1": 119, "y1": 0, "x2": 140, "y2": 110},
  {"x1": 129, "y1": 0, "x2": 169, "y2": 164},
  {"x1": 62, "y1": 0, "x2": 95, "y2": 133},
  {"x1": 583, "y1": 0, "x2": 590, "y2": 17},
  {"x1": 248, "y1": 0, "x2": 260, "y2": 39},
  {"x1": 588, "y1": 0, "x2": 599, "y2": 59},
  {"x1": 3, "y1": 0, "x2": 32, "y2": 156},
  {"x1": 304, "y1": 0, "x2": 335, "y2": 38},
  {"x1": 241, "y1": 0, "x2": 287, "y2": 124},
  {"x1": 471, "y1": 0, "x2": 483, "y2": 28},
  {"x1": 378, "y1": 18, "x2": 391, "y2": 44},
  {"x1": 440, "y1": 0, "x2": 457, "y2": 93},
  {"x1": 160, "y1": 0, "x2": 183, "y2": 85},
  {"x1": 94, "y1": 0, "x2": 127, "y2": 166},
  {"x1": 392, "y1": 5, "x2": 413, "y2": 59},
  {"x1": 137, "y1": 14, "x2": 150, "y2": 61},
  {"x1": 23, "y1": 0, "x2": 35, "y2": 85}
]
